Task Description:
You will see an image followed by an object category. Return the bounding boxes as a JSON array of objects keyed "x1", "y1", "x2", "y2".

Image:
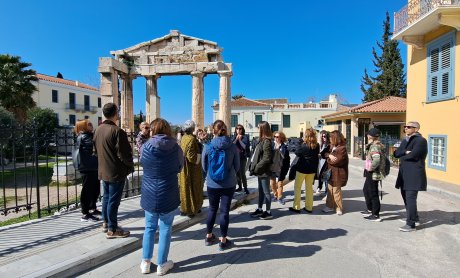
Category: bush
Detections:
[{"x1": 0, "y1": 106, "x2": 15, "y2": 125}]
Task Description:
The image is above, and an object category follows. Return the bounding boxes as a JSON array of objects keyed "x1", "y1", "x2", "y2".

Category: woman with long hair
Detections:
[
  {"x1": 248, "y1": 121, "x2": 274, "y2": 219},
  {"x1": 140, "y1": 118, "x2": 184, "y2": 275},
  {"x1": 322, "y1": 130, "x2": 349, "y2": 215},
  {"x1": 270, "y1": 131, "x2": 290, "y2": 205},
  {"x1": 316, "y1": 130, "x2": 331, "y2": 195},
  {"x1": 74, "y1": 120, "x2": 100, "y2": 222},
  {"x1": 232, "y1": 124, "x2": 250, "y2": 194},
  {"x1": 289, "y1": 128, "x2": 319, "y2": 213},
  {"x1": 202, "y1": 120, "x2": 240, "y2": 250}
]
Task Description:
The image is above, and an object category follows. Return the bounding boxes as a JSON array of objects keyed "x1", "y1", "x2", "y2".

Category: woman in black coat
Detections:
[
  {"x1": 316, "y1": 130, "x2": 330, "y2": 195},
  {"x1": 74, "y1": 120, "x2": 100, "y2": 222}
]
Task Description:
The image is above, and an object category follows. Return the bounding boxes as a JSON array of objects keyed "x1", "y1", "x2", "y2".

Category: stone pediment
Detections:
[{"x1": 110, "y1": 30, "x2": 223, "y2": 65}]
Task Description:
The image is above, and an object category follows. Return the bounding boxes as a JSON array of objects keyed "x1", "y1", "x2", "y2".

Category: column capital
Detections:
[
  {"x1": 144, "y1": 74, "x2": 161, "y2": 80},
  {"x1": 218, "y1": 70, "x2": 233, "y2": 77},
  {"x1": 191, "y1": 71, "x2": 205, "y2": 78}
]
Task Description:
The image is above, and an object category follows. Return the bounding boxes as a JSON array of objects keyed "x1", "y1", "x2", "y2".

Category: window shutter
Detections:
[{"x1": 427, "y1": 32, "x2": 454, "y2": 102}]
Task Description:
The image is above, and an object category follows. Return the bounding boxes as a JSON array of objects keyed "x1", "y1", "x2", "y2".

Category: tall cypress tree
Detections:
[{"x1": 361, "y1": 12, "x2": 406, "y2": 102}]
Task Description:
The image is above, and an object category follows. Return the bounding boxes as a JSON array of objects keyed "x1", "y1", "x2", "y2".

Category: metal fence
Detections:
[
  {"x1": 0, "y1": 122, "x2": 142, "y2": 222},
  {"x1": 353, "y1": 136, "x2": 401, "y2": 165}
]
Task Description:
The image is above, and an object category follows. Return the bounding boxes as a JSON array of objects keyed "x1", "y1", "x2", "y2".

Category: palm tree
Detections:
[
  {"x1": 232, "y1": 94, "x2": 245, "y2": 100},
  {"x1": 0, "y1": 54, "x2": 37, "y2": 121}
]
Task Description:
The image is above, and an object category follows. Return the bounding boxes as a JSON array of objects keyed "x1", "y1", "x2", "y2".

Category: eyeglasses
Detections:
[
  {"x1": 404, "y1": 126, "x2": 415, "y2": 129},
  {"x1": 143, "y1": 127, "x2": 150, "y2": 130}
]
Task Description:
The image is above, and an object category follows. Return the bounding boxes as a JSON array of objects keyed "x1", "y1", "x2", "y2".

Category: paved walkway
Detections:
[{"x1": 0, "y1": 156, "x2": 459, "y2": 277}]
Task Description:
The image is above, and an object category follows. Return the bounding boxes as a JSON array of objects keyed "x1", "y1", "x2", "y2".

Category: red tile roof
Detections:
[
  {"x1": 322, "y1": 96, "x2": 406, "y2": 119},
  {"x1": 255, "y1": 98, "x2": 288, "y2": 104},
  {"x1": 213, "y1": 97, "x2": 269, "y2": 108},
  {"x1": 36, "y1": 73, "x2": 99, "y2": 92}
]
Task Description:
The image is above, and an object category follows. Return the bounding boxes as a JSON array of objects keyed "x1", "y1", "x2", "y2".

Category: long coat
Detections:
[
  {"x1": 393, "y1": 133, "x2": 427, "y2": 191},
  {"x1": 249, "y1": 138, "x2": 273, "y2": 177},
  {"x1": 178, "y1": 134, "x2": 203, "y2": 215},
  {"x1": 327, "y1": 145, "x2": 349, "y2": 187}
]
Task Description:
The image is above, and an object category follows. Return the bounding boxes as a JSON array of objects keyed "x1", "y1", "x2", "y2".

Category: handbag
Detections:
[
  {"x1": 288, "y1": 156, "x2": 299, "y2": 181},
  {"x1": 321, "y1": 168, "x2": 332, "y2": 182}
]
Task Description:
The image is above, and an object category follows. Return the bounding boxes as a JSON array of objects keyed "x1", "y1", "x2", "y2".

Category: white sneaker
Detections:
[
  {"x1": 140, "y1": 260, "x2": 151, "y2": 274},
  {"x1": 157, "y1": 260, "x2": 174, "y2": 276},
  {"x1": 322, "y1": 207, "x2": 334, "y2": 213},
  {"x1": 336, "y1": 210, "x2": 343, "y2": 216},
  {"x1": 399, "y1": 218, "x2": 420, "y2": 226}
]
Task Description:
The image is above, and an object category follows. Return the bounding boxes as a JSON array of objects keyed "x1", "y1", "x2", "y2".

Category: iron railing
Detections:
[
  {"x1": 394, "y1": 0, "x2": 460, "y2": 34},
  {"x1": 0, "y1": 122, "x2": 142, "y2": 222},
  {"x1": 353, "y1": 136, "x2": 401, "y2": 166}
]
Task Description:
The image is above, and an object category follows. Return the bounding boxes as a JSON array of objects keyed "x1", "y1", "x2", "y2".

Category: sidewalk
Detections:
[
  {"x1": 0, "y1": 176, "x2": 260, "y2": 278},
  {"x1": 1, "y1": 155, "x2": 459, "y2": 278}
]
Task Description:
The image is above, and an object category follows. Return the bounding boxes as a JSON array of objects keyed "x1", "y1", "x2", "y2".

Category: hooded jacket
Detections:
[
  {"x1": 140, "y1": 134, "x2": 184, "y2": 213},
  {"x1": 202, "y1": 136, "x2": 240, "y2": 189}
]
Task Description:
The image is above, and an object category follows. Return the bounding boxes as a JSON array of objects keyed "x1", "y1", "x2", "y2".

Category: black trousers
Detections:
[
  {"x1": 206, "y1": 187, "x2": 235, "y2": 238},
  {"x1": 400, "y1": 189, "x2": 419, "y2": 228},
  {"x1": 363, "y1": 170, "x2": 380, "y2": 217},
  {"x1": 80, "y1": 171, "x2": 101, "y2": 214},
  {"x1": 236, "y1": 157, "x2": 248, "y2": 190}
]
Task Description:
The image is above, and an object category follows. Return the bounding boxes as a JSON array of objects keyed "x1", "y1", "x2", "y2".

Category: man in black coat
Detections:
[{"x1": 394, "y1": 121, "x2": 427, "y2": 232}]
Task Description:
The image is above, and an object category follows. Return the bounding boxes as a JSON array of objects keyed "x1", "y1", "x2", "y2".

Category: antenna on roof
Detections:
[{"x1": 56, "y1": 72, "x2": 63, "y2": 79}]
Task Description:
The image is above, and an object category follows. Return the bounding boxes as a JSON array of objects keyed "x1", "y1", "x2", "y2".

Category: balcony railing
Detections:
[
  {"x1": 65, "y1": 103, "x2": 99, "y2": 113},
  {"x1": 394, "y1": 0, "x2": 460, "y2": 34}
]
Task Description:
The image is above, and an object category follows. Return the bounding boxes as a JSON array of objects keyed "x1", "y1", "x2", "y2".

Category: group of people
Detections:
[{"x1": 73, "y1": 102, "x2": 428, "y2": 275}]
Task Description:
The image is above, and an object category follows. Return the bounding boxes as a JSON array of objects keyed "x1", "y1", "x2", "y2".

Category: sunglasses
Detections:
[
  {"x1": 274, "y1": 135, "x2": 279, "y2": 138},
  {"x1": 404, "y1": 126, "x2": 415, "y2": 129},
  {"x1": 236, "y1": 128, "x2": 242, "y2": 130}
]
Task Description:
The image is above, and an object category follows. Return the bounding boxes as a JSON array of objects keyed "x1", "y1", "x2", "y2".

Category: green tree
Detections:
[
  {"x1": 361, "y1": 12, "x2": 406, "y2": 102},
  {"x1": 0, "y1": 54, "x2": 37, "y2": 121},
  {"x1": 0, "y1": 106, "x2": 15, "y2": 125},
  {"x1": 232, "y1": 94, "x2": 245, "y2": 100},
  {"x1": 27, "y1": 107, "x2": 58, "y2": 136}
]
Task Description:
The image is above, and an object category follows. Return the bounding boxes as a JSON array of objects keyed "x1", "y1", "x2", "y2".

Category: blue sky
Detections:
[{"x1": 1, "y1": 0, "x2": 408, "y2": 125}]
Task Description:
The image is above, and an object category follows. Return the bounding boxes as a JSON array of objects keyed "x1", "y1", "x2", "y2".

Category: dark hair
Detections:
[
  {"x1": 102, "y1": 103, "x2": 118, "y2": 118},
  {"x1": 258, "y1": 121, "x2": 272, "y2": 139},
  {"x1": 330, "y1": 130, "x2": 346, "y2": 146},
  {"x1": 234, "y1": 124, "x2": 245, "y2": 135},
  {"x1": 212, "y1": 120, "x2": 227, "y2": 137},
  {"x1": 150, "y1": 118, "x2": 172, "y2": 137},
  {"x1": 320, "y1": 130, "x2": 330, "y2": 147}
]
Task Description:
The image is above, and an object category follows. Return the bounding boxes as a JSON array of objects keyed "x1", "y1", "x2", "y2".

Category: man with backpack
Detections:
[{"x1": 362, "y1": 128, "x2": 387, "y2": 222}]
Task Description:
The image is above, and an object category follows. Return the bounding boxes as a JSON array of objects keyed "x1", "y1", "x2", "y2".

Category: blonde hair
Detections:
[
  {"x1": 74, "y1": 120, "x2": 92, "y2": 134},
  {"x1": 303, "y1": 128, "x2": 318, "y2": 149},
  {"x1": 139, "y1": 121, "x2": 149, "y2": 129},
  {"x1": 275, "y1": 131, "x2": 287, "y2": 143}
]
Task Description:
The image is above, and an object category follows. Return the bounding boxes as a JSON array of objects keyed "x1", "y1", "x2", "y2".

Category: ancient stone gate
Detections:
[{"x1": 98, "y1": 30, "x2": 233, "y2": 130}]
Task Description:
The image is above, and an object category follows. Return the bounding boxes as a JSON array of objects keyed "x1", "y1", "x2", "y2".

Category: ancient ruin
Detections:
[{"x1": 98, "y1": 30, "x2": 233, "y2": 130}]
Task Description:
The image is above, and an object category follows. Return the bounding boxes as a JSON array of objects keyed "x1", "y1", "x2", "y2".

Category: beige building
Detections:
[
  {"x1": 213, "y1": 94, "x2": 341, "y2": 139},
  {"x1": 33, "y1": 74, "x2": 102, "y2": 127}
]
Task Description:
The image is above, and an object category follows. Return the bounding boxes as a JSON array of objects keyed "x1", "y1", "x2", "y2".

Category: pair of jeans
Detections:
[
  {"x1": 206, "y1": 187, "x2": 235, "y2": 238},
  {"x1": 292, "y1": 172, "x2": 315, "y2": 211},
  {"x1": 236, "y1": 157, "x2": 248, "y2": 190},
  {"x1": 257, "y1": 176, "x2": 271, "y2": 211},
  {"x1": 363, "y1": 171, "x2": 380, "y2": 217},
  {"x1": 400, "y1": 189, "x2": 419, "y2": 227},
  {"x1": 80, "y1": 172, "x2": 100, "y2": 214},
  {"x1": 101, "y1": 180, "x2": 125, "y2": 231},
  {"x1": 142, "y1": 209, "x2": 176, "y2": 265}
]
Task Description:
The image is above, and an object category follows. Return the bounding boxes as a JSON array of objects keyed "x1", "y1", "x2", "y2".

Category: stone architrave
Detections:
[
  {"x1": 218, "y1": 71, "x2": 232, "y2": 128},
  {"x1": 191, "y1": 71, "x2": 205, "y2": 130},
  {"x1": 145, "y1": 75, "x2": 160, "y2": 123}
]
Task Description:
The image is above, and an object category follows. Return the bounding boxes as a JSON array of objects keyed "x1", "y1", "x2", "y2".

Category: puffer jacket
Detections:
[
  {"x1": 77, "y1": 132, "x2": 98, "y2": 173},
  {"x1": 202, "y1": 135, "x2": 240, "y2": 189},
  {"x1": 140, "y1": 134, "x2": 184, "y2": 213}
]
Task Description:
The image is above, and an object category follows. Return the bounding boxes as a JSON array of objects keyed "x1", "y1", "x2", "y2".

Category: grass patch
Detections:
[
  {"x1": 0, "y1": 196, "x2": 22, "y2": 207},
  {"x1": 0, "y1": 201, "x2": 79, "y2": 227},
  {"x1": 48, "y1": 178, "x2": 82, "y2": 187},
  {"x1": 1, "y1": 164, "x2": 55, "y2": 186}
]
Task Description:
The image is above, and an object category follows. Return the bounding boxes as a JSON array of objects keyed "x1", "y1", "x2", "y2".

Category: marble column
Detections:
[
  {"x1": 99, "y1": 69, "x2": 119, "y2": 113},
  {"x1": 145, "y1": 75, "x2": 160, "y2": 123},
  {"x1": 218, "y1": 71, "x2": 232, "y2": 128},
  {"x1": 191, "y1": 71, "x2": 205, "y2": 130},
  {"x1": 120, "y1": 74, "x2": 134, "y2": 132}
]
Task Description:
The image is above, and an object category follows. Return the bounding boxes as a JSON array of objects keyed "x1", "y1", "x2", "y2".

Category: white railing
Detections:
[{"x1": 394, "y1": 0, "x2": 460, "y2": 34}]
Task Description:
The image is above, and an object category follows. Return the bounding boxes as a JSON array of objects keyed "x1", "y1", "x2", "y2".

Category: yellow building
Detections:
[
  {"x1": 322, "y1": 96, "x2": 406, "y2": 158},
  {"x1": 393, "y1": 0, "x2": 460, "y2": 185}
]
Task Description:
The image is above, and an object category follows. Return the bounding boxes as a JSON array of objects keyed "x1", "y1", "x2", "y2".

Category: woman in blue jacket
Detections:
[
  {"x1": 139, "y1": 118, "x2": 184, "y2": 275},
  {"x1": 202, "y1": 120, "x2": 240, "y2": 251}
]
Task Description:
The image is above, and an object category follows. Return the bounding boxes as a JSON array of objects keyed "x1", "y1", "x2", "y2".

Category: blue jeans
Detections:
[
  {"x1": 206, "y1": 187, "x2": 235, "y2": 238},
  {"x1": 101, "y1": 180, "x2": 125, "y2": 231},
  {"x1": 142, "y1": 209, "x2": 176, "y2": 265},
  {"x1": 257, "y1": 176, "x2": 271, "y2": 211}
]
